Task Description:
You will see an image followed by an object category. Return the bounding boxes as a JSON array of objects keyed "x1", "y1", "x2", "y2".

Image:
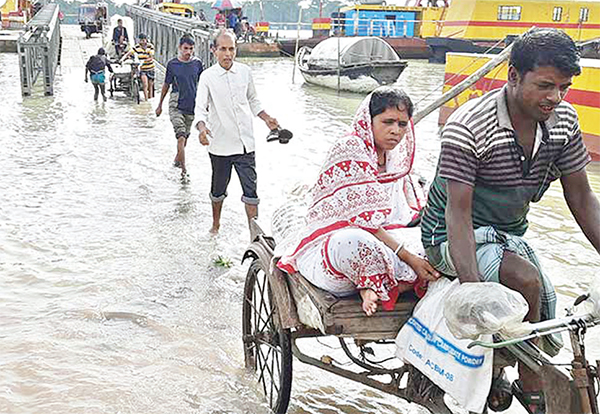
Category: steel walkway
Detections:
[
  {"x1": 125, "y1": 5, "x2": 215, "y2": 69},
  {"x1": 17, "y1": 3, "x2": 61, "y2": 96}
]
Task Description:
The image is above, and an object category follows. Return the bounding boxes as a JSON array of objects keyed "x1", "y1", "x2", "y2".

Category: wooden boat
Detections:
[
  {"x1": 236, "y1": 41, "x2": 280, "y2": 58},
  {"x1": 427, "y1": 0, "x2": 600, "y2": 63},
  {"x1": 297, "y1": 36, "x2": 408, "y2": 93},
  {"x1": 439, "y1": 52, "x2": 600, "y2": 161}
]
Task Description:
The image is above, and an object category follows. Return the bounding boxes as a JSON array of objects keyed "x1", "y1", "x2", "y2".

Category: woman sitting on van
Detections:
[{"x1": 278, "y1": 87, "x2": 440, "y2": 316}]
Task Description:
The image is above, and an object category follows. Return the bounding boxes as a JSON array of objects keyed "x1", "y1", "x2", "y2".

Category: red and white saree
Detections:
[{"x1": 277, "y1": 92, "x2": 426, "y2": 308}]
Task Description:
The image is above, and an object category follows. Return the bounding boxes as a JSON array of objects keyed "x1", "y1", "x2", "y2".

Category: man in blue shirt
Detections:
[
  {"x1": 155, "y1": 34, "x2": 204, "y2": 178},
  {"x1": 112, "y1": 19, "x2": 129, "y2": 44}
]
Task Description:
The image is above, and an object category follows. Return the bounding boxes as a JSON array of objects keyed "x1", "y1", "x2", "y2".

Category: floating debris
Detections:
[{"x1": 213, "y1": 255, "x2": 233, "y2": 268}]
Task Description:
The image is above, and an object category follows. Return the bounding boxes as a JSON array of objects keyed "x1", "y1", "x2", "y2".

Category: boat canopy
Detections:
[{"x1": 308, "y1": 37, "x2": 400, "y2": 68}]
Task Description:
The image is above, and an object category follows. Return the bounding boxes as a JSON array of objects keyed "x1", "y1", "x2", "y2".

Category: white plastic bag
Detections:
[
  {"x1": 443, "y1": 282, "x2": 531, "y2": 340},
  {"x1": 395, "y1": 278, "x2": 492, "y2": 413}
]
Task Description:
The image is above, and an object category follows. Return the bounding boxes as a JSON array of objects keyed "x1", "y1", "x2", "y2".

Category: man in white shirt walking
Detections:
[{"x1": 196, "y1": 30, "x2": 279, "y2": 235}]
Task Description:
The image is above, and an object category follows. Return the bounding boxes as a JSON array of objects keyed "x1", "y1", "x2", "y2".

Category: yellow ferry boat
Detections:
[
  {"x1": 156, "y1": 2, "x2": 194, "y2": 18},
  {"x1": 439, "y1": 52, "x2": 600, "y2": 160},
  {"x1": 0, "y1": 0, "x2": 32, "y2": 29},
  {"x1": 427, "y1": 0, "x2": 600, "y2": 62}
]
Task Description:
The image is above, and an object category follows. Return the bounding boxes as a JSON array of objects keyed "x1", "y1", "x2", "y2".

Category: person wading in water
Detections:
[
  {"x1": 155, "y1": 34, "x2": 203, "y2": 178},
  {"x1": 195, "y1": 29, "x2": 280, "y2": 236},
  {"x1": 85, "y1": 48, "x2": 113, "y2": 102}
]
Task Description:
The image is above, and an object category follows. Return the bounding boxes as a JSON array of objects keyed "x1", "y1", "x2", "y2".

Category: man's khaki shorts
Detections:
[{"x1": 168, "y1": 93, "x2": 194, "y2": 139}]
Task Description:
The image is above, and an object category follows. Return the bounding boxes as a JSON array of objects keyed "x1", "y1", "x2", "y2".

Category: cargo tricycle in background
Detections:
[{"x1": 78, "y1": 2, "x2": 107, "y2": 39}]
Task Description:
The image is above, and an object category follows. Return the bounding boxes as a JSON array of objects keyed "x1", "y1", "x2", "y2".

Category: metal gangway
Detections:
[
  {"x1": 125, "y1": 5, "x2": 215, "y2": 69},
  {"x1": 17, "y1": 3, "x2": 62, "y2": 96}
]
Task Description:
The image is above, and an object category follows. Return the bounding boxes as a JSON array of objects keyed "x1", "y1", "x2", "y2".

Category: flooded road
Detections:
[{"x1": 0, "y1": 25, "x2": 598, "y2": 414}]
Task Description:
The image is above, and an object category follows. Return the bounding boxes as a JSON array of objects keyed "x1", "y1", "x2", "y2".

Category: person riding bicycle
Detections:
[
  {"x1": 112, "y1": 19, "x2": 129, "y2": 58},
  {"x1": 120, "y1": 33, "x2": 155, "y2": 101},
  {"x1": 420, "y1": 28, "x2": 600, "y2": 413}
]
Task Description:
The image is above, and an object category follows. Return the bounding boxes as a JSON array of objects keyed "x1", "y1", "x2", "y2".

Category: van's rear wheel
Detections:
[{"x1": 242, "y1": 260, "x2": 292, "y2": 413}]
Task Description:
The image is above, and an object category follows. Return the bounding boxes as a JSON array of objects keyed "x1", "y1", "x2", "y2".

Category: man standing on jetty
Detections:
[
  {"x1": 155, "y1": 34, "x2": 203, "y2": 178},
  {"x1": 420, "y1": 28, "x2": 600, "y2": 413},
  {"x1": 196, "y1": 29, "x2": 279, "y2": 235}
]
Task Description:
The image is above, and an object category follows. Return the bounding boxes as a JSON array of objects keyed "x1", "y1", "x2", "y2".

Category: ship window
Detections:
[
  {"x1": 552, "y1": 7, "x2": 562, "y2": 21},
  {"x1": 497, "y1": 6, "x2": 522, "y2": 21},
  {"x1": 579, "y1": 7, "x2": 589, "y2": 22}
]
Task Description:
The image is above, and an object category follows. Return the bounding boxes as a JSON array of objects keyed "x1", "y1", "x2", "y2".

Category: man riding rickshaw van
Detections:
[
  {"x1": 242, "y1": 79, "x2": 600, "y2": 414},
  {"x1": 111, "y1": 18, "x2": 129, "y2": 60}
]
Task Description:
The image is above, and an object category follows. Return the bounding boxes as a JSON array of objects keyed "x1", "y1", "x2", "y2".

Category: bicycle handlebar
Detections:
[{"x1": 468, "y1": 312, "x2": 600, "y2": 349}]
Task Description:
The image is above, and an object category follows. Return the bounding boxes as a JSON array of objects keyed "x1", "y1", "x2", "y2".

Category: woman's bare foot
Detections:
[{"x1": 359, "y1": 289, "x2": 378, "y2": 316}]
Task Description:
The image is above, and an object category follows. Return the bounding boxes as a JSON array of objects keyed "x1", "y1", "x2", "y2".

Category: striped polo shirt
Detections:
[
  {"x1": 421, "y1": 86, "x2": 590, "y2": 248},
  {"x1": 132, "y1": 42, "x2": 155, "y2": 71}
]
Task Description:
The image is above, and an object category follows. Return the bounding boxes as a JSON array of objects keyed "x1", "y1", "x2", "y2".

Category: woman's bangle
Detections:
[{"x1": 394, "y1": 242, "x2": 404, "y2": 256}]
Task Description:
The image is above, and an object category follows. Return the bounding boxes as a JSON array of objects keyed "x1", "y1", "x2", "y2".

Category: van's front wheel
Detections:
[{"x1": 242, "y1": 260, "x2": 292, "y2": 414}]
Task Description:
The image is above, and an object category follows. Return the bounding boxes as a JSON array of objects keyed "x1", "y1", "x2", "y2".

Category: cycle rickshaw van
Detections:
[
  {"x1": 108, "y1": 58, "x2": 142, "y2": 104},
  {"x1": 242, "y1": 218, "x2": 600, "y2": 413}
]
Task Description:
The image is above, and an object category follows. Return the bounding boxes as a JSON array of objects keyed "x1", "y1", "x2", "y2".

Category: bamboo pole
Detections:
[
  {"x1": 291, "y1": 5, "x2": 303, "y2": 83},
  {"x1": 337, "y1": 35, "x2": 341, "y2": 92},
  {"x1": 412, "y1": 44, "x2": 513, "y2": 125}
]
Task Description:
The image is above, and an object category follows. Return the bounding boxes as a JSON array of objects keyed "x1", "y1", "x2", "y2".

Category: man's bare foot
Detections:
[
  {"x1": 359, "y1": 289, "x2": 378, "y2": 316},
  {"x1": 209, "y1": 225, "x2": 219, "y2": 234}
]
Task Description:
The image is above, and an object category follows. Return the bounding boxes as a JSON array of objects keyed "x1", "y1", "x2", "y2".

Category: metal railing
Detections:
[
  {"x1": 124, "y1": 5, "x2": 215, "y2": 69},
  {"x1": 17, "y1": 3, "x2": 61, "y2": 96}
]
